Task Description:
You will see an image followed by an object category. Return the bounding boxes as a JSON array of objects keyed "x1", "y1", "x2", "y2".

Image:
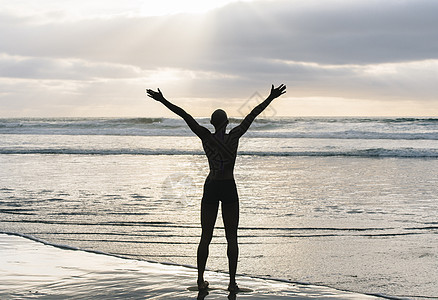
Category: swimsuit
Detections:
[{"x1": 202, "y1": 178, "x2": 239, "y2": 204}]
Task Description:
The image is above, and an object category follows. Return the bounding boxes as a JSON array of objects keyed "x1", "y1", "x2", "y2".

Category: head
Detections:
[{"x1": 210, "y1": 109, "x2": 229, "y2": 131}]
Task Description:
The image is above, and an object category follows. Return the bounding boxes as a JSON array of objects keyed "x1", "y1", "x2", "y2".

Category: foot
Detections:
[
  {"x1": 228, "y1": 282, "x2": 239, "y2": 292},
  {"x1": 197, "y1": 280, "x2": 209, "y2": 290}
]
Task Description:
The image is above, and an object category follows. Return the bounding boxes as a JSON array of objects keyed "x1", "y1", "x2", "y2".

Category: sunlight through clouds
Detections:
[
  {"x1": 0, "y1": 0, "x2": 253, "y2": 20},
  {"x1": 1, "y1": 0, "x2": 438, "y2": 117},
  {"x1": 139, "y1": 0, "x2": 252, "y2": 16}
]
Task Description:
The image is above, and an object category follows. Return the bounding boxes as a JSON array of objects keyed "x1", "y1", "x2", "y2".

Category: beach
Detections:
[
  {"x1": 1, "y1": 233, "x2": 382, "y2": 299},
  {"x1": 1, "y1": 117, "x2": 438, "y2": 299}
]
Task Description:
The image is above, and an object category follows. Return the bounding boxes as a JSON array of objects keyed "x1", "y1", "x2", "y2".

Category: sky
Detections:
[{"x1": 1, "y1": 0, "x2": 437, "y2": 117}]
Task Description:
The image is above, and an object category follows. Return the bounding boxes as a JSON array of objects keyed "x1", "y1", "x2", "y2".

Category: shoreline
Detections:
[{"x1": 0, "y1": 232, "x2": 394, "y2": 299}]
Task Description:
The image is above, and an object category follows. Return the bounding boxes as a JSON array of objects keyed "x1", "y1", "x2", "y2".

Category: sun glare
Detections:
[
  {"x1": 1, "y1": 0, "x2": 254, "y2": 21},
  {"x1": 139, "y1": 0, "x2": 248, "y2": 16}
]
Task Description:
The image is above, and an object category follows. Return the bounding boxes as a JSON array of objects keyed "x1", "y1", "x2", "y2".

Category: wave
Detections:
[
  {"x1": 246, "y1": 131, "x2": 438, "y2": 140},
  {"x1": 1, "y1": 147, "x2": 437, "y2": 158},
  {"x1": 1, "y1": 117, "x2": 438, "y2": 140},
  {"x1": 3, "y1": 224, "x2": 436, "y2": 239}
]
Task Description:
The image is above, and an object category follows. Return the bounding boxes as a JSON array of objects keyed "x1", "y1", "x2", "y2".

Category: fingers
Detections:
[
  {"x1": 146, "y1": 89, "x2": 160, "y2": 96},
  {"x1": 279, "y1": 84, "x2": 286, "y2": 92},
  {"x1": 280, "y1": 85, "x2": 286, "y2": 95},
  {"x1": 146, "y1": 89, "x2": 159, "y2": 100},
  {"x1": 272, "y1": 84, "x2": 286, "y2": 90},
  {"x1": 270, "y1": 84, "x2": 286, "y2": 97}
]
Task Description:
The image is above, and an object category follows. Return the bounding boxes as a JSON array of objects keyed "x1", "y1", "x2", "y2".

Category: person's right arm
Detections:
[
  {"x1": 146, "y1": 88, "x2": 210, "y2": 139},
  {"x1": 230, "y1": 84, "x2": 286, "y2": 138}
]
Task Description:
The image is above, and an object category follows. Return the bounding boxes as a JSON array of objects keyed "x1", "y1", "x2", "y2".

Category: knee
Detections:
[
  {"x1": 200, "y1": 232, "x2": 213, "y2": 245},
  {"x1": 225, "y1": 233, "x2": 238, "y2": 244}
]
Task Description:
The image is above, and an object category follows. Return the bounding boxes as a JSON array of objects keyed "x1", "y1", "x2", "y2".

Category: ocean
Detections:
[{"x1": 1, "y1": 117, "x2": 437, "y2": 299}]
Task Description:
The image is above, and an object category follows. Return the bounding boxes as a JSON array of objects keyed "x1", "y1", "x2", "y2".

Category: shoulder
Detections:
[
  {"x1": 199, "y1": 127, "x2": 212, "y2": 140},
  {"x1": 229, "y1": 125, "x2": 244, "y2": 139}
]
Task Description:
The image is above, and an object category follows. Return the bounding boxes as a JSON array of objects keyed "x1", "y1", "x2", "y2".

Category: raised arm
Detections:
[
  {"x1": 146, "y1": 88, "x2": 209, "y2": 139},
  {"x1": 230, "y1": 84, "x2": 286, "y2": 138}
]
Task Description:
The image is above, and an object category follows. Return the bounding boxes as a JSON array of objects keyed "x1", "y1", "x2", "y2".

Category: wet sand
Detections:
[{"x1": 0, "y1": 233, "x2": 383, "y2": 299}]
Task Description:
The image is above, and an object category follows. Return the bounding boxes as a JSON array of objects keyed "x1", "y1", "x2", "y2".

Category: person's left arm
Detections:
[
  {"x1": 146, "y1": 88, "x2": 209, "y2": 139},
  {"x1": 229, "y1": 84, "x2": 286, "y2": 138}
]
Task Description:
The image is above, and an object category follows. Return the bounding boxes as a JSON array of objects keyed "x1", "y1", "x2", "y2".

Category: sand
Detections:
[{"x1": 0, "y1": 233, "x2": 382, "y2": 299}]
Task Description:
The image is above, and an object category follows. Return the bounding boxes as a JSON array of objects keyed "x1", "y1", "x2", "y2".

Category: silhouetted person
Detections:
[{"x1": 146, "y1": 84, "x2": 286, "y2": 292}]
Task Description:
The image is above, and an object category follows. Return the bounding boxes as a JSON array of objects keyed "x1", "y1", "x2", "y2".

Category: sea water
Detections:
[{"x1": 1, "y1": 117, "x2": 437, "y2": 299}]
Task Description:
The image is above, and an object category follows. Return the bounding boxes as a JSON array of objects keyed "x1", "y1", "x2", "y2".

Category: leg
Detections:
[
  {"x1": 197, "y1": 200, "x2": 219, "y2": 287},
  {"x1": 221, "y1": 201, "x2": 239, "y2": 290}
]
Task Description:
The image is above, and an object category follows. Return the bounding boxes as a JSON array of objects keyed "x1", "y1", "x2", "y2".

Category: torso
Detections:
[{"x1": 202, "y1": 132, "x2": 239, "y2": 180}]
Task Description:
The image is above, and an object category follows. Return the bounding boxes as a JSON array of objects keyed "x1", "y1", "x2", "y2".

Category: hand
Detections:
[
  {"x1": 268, "y1": 84, "x2": 286, "y2": 99},
  {"x1": 146, "y1": 88, "x2": 165, "y2": 102}
]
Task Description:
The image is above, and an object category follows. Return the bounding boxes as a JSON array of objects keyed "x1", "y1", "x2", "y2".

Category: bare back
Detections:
[{"x1": 201, "y1": 131, "x2": 240, "y2": 180}]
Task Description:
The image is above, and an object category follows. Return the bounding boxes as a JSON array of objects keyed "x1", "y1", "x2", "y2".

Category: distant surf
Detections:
[
  {"x1": 1, "y1": 117, "x2": 438, "y2": 140},
  {"x1": 1, "y1": 147, "x2": 437, "y2": 158},
  {"x1": 1, "y1": 117, "x2": 438, "y2": 158}
]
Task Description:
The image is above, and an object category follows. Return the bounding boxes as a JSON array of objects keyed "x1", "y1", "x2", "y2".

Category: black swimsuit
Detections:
[{"x1": 202, "y1": 178, "x2": 239, "y2": 204}]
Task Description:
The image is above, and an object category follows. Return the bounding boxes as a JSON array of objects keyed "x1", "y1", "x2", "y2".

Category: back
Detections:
[{"x1": 202, "y1": 131, "x2": 240, "y2": 180}]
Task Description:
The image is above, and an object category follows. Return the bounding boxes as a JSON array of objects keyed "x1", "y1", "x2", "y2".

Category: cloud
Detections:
[
  {"x1": 3, "y1": 0, "x2": 437, "y2": 66},
  {"x1": 203, "y1": 0, "x2": 438, "y2": 65},
  {"x1": 0, "y1": 54, "x2": 144, "y2": 80},
  {"x1": 0, "y1": 0, "x2": 437, "y2": 116}
]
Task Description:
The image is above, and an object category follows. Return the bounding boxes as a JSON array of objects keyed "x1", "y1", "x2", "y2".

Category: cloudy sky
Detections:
[{"x1": 1, "y1": 0, "x2": 437, "y2": 117}]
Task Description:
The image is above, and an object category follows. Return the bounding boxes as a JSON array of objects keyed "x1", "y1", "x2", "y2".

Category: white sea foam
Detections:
[
  {"x1": 1, "y1": 117, "x2": 438, "y2": 140},
  {"x1": 1, "y1": 117, "x2": 438, "y2": 158},
  {"x1": 1, "y1": 147, "x2": 437, "y2": 157}
]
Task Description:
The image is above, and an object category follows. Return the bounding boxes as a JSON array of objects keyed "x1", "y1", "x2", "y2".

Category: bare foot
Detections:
[
  {"x1": 228, "y1": 282, "x2": 239, "y2": 292},
  {"x1": 197, "y1": 280, "x2": 209, "y2": 290}
]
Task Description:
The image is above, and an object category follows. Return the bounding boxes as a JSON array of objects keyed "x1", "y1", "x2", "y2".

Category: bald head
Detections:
[{"x1": 210, "y1": 109, "x2": 229, "y2": 130}]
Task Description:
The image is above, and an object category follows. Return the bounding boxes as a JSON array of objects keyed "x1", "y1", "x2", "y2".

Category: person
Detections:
[{"x1": 146, "y1": 84, "x2": 286, "y2": 292}]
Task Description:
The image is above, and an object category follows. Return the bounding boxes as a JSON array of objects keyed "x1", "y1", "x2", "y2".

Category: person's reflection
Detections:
[
  {"x1": 228, "y1": 291, "x2": 237, "y2": 300},
  {"x1": 197, "y1": 289, "x2": 208, "y2": 300},
  {"x1": 196, "y1": 289, "x2": 238, "y2": 299}
]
